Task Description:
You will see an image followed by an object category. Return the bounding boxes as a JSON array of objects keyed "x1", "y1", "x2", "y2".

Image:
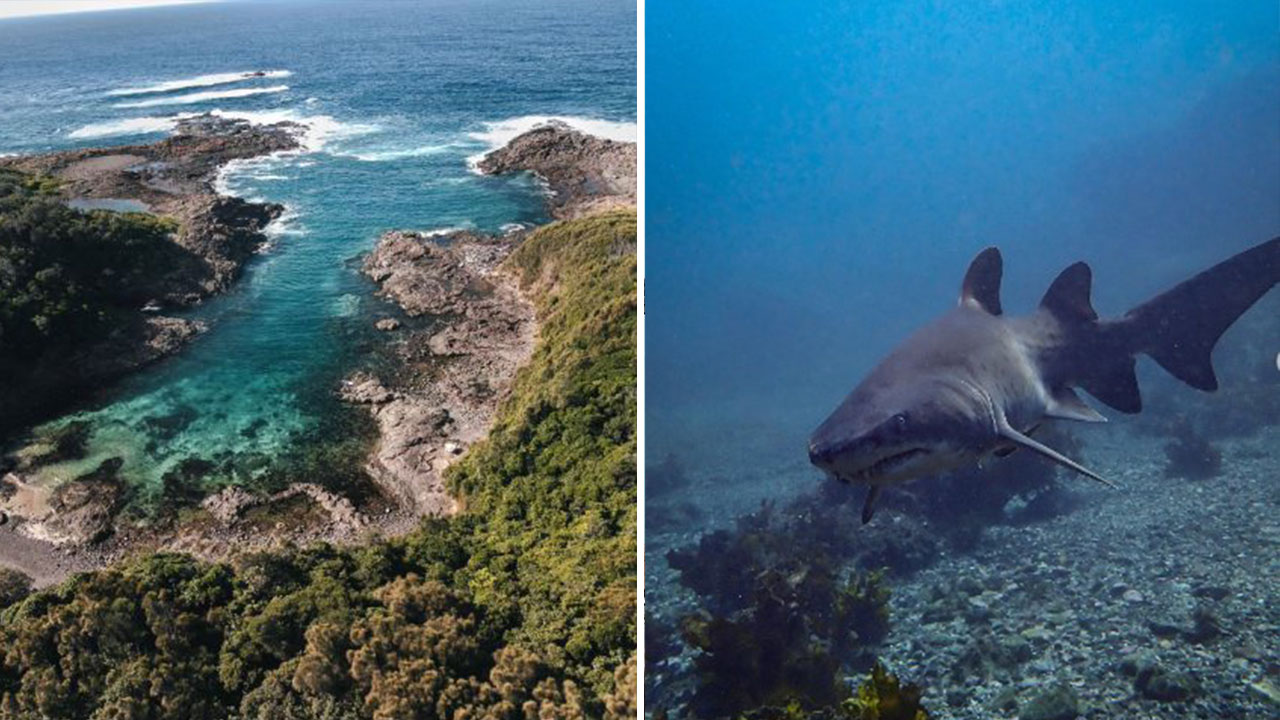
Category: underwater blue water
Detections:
[
  {"x1": 647, "y1": 0, "x2": 1280, "y2": 439},
  {"x1": 0, "y1": 0, "x2": 635, "y2": 499}
]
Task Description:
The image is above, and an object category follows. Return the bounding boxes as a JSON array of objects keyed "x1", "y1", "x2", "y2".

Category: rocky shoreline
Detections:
[
  {"x1": 0, "y1": 114, "x2": 300, "y2": 584},
  {"x1": 477, "y1": 120, "x2": 636, "y2": 219},
  {"x1": 344, "y1": 230, "x2": 536, "y2": 521},
  {"x1": 0, "y1": 114, "x2": 297, "y2": 435},
  {"x1": 0, "y1": 118, "x2": 638, "y2": 586},
  {"x1": 340, "y1": 121, "x2": 638, "y2": 529}
]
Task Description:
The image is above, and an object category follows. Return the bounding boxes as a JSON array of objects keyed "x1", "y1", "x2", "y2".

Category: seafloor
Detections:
[{"x1": 645, "y1": 419, "x2": 1280, "y2": 719}]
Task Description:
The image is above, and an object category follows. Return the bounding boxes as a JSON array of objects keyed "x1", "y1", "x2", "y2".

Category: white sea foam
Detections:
[
  {"x1": 420, "y1": 225, "x2": 474, "y2": 238},
  {"x1": 264, "y1": 205, "x2": 306, "y2": 239},
  {"x1": 107, "y1": 70, "x2": 292, "y2": 97},
  {"x1": 114, "y1": 85, "x2": 290, "y2": 109},
  {"x1": 347, "y1": 143, "x2": 459, "y2": 162},
  {"x1": 465, "y1": 115, "x2": 636, "y2": 171},
  {"x1": 207, "y1": 109, "x2": 379, "y2": 152},
  {"x1": 465, "y1": 114, "x2": 634, "y2": 171},
  {"x1": 68, "y1": 113, "x2": 199, "y2": 139}
]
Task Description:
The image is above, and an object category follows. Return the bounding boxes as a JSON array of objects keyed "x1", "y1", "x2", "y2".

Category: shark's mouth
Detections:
[{"x1": 852, "y1": 448, "x2": 928, "y2": 481}]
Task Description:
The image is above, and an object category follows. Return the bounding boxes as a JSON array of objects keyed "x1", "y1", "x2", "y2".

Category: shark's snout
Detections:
[{"x1": 807, "y1": 439, "x2": 837, "y2": 468}]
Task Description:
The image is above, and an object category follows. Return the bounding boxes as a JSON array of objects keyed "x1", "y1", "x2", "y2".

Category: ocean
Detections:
[
  {"x1": 644, "y1": 1, "x2": 1278, "y2": 717},
  {"x1": 0, "y1": 0, "x2": 635, "y2": 506}
]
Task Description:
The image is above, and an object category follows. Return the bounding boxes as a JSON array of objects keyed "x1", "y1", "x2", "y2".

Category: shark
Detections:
[{"x1": 808, "y1": 236, "x2": 1280, "y2": 523}]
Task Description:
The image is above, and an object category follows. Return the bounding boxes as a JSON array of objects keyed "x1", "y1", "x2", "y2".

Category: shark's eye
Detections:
[{"x1": 893, "y1": 413, "x2": 909, "y2": 429}]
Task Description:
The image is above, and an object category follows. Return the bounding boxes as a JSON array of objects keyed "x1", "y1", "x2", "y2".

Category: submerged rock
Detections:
[
  {"x1": 1136, "y1": 664, "x2": 1200, "y2": 702},
  {"x1": 42, "y1": 458, "x2": 126, "y2": 546},
  {"x1": 1019, "y1": 683, "x2": 1080, "y2": 720}
]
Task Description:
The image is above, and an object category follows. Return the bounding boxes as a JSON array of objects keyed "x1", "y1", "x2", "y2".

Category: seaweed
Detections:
[
  {"x1": 668, "y1": 500, "x2": 892, "y2": 717},
  {"x1": 843, "y1": 663, "x2": 931, "y2": 720}
]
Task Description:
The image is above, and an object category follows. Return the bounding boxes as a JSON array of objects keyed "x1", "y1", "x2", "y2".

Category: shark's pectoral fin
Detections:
[
  {"x1": 997, "y1": 420, "x2": 1119, "y2": 489},
  {"x1": 861, "y1": 485, "x2": 882, "y2": 524},
  {"x1": 1045, "y1": 387, "x2": 1107, "y2": 424}
]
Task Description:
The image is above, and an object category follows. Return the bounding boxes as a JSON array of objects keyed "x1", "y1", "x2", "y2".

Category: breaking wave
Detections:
[
  {"x1": 114, "y1": 85, "x2": 290, "y2": 109},
  {"x1": 465, "y1": 114, "x2": 636, "y2": 170},
  {"x1": 68, "y1": 114, "x2": 197, "y2": 139},
  {"x1": 106, "y1": 70, "x2": 292, "y2": 97}
]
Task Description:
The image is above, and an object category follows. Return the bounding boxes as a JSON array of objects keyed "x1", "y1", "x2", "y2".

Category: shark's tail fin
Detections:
[
  {"x1": 1038, "y1": 237, "x2": 1279, "y2": 414},
  {"x1": 1119, "y1": 237, "x2": 1279, "y2": 393}
]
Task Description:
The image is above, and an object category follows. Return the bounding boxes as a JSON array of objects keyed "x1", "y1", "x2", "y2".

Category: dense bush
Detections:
[
  {"x1": 0, "y1": 168, "x2": 182, "y2": 361},
  {"x1": 0, "y1": 211, "x2": 638, "y2": 718}
]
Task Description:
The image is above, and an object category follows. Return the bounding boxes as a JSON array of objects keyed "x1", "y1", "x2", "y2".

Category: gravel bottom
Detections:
[{"x1": 646, "y1": 424, "x2": 1280, "y2": 719}]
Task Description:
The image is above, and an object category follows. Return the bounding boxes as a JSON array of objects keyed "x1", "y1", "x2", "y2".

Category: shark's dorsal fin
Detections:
[
  {"x1": 960, "y1": 247, "x2": 1003, "y2": 315},
  {"x1": 1040, "y1": 262, "x2": 1098, "y2": 324},
  {"x1": 997, "y1": 417, "x2": 1118, "y2": 488},
  {"x1": 1045, "y1": 387, "x2": 1107, "y2": 423}
]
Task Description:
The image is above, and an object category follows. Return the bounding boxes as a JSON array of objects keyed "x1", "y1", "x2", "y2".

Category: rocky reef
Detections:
[{"x1": 476, "y1": 120, "x2": 637, "y2": 219}]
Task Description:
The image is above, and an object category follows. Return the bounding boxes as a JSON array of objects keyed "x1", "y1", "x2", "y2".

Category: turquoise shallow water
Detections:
[{"x1": 0, "y1": 0, "x2": 635, "y2": 504}]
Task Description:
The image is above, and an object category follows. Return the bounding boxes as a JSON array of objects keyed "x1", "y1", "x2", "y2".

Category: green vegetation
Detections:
[
  {"x1": 0, "y1": 210, "x2": 638, "y2": 718},
  {"x1": 0, "y1": 168, "x2": 181, "y2": 361}
]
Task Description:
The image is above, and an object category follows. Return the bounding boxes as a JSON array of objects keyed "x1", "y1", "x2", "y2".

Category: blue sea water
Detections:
[
  {"x1": 645, "y1": 3, "x2": 1278, "y2": 715},
  {"x1": 647, "y1": 0, "x2": 1279, "y2": 471},
  {"x1": 0, "y1": 0, "x2": 634, "y2": 502}
]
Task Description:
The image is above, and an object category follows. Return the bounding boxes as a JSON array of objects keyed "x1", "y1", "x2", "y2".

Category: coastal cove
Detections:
[{"x1": 0, "y1": 0, "x2": 636, "y2": 582}]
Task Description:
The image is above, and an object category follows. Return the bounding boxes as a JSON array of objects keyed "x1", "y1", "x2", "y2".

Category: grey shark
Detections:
[{"x1": 809, "y1": 237, "x2": 1280, "y2": 523}]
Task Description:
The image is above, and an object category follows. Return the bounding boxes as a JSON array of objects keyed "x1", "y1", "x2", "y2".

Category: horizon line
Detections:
[{"x1": 0, "y1": 0, "x2": 220, "y2": 21}]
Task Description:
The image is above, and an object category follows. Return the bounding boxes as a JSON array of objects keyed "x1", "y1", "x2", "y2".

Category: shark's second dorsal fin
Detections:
[
  {"x1": 1040, "y1": 262, "x2": 1098, "y2": 324},
  {"x1": 960, "y1": 247, "x2": 1003, "y2": 315}
]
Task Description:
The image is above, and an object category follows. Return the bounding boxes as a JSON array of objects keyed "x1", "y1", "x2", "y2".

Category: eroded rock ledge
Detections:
[
  {"x1": 476, "y1": 120, "x2": 636, "y2": 219},
  {"x1": 346, "y1": 230, "x2": 536, "y2": 516},
  {"x1": 347, "y1": 122, "x2": 637, "y2": 520}
]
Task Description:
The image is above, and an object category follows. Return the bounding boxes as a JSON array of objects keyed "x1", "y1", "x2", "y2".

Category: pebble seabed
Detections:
[{"x1": 645, "y1": 424, "x2": 1280, "y2": 719}]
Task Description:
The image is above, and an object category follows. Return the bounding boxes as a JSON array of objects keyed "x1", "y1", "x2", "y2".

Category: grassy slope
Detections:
[{"x1": 0, "y1": 210, "x2": 638, "y2": 719}]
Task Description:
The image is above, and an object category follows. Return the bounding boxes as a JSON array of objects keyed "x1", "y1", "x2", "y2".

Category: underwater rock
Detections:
[
  {"x1": 140, "y1": 403, "x2": 199, "y2": 440},
  {"x1": 1162, "y1": 416, "x2": 1223, "y2": 480},
  {"x1": 42, "y1": 457, "x2": 125, "y2": 545},
  {"x1": 1018, "y1": 683, "x2": 1079, "y2": 720},
  {"x1": 1185, "y1": 604, "x2": 1223, "y2": 644},
  {"x1": 647, "y1": 452, "x2": 690, "y2": 497},
  {"x1": 1135, "y1": 663, "x2": 1200, "y2": 702},
  {"x1": 374, "y1": 318, "x2": 400, "y2": 331}
]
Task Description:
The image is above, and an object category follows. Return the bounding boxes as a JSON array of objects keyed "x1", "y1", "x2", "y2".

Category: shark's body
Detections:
[{"x1": 809, "y1": 237, "x2": 1280, "y2": 523}]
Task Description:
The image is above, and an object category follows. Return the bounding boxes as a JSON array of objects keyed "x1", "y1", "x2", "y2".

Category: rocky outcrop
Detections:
[
  {"x1": 0, "y1": 114, "x2": 296, "y2": 436},
  {"x1": 2, "y1": 114, "x2": 296, "y2": 303},
  {"x1": 476, "y1": 121, "x2": 636, "y2": 219},
  {"x1": 345, "y1": 230, "x2": 536, "y2": 516}
]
